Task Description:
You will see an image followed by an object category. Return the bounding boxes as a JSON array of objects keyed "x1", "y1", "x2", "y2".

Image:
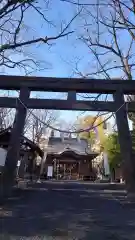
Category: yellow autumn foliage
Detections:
[{"x1": 77, "y1": 115, "x2": 106, "y2": 145}]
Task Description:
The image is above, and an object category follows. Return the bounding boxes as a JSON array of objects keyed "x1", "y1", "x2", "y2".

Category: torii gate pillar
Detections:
[
  {"x1": 1, "y1": 87, "x2": 30, "y2": 198},
  {"x1": 114, "y1": 90, "x2": 135, "y2": 191}
]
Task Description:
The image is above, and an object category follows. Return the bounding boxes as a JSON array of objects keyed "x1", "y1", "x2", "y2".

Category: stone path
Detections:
[{"x1": 0, "y1": 182, "x2": 135, "y2": 239}]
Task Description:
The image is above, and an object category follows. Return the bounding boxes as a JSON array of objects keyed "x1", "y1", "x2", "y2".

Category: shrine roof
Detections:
[
  {"x1": 0, "y1": 127, "x2": 43, "y2": 157},
  {"x1": 46, "y1": 136, "x2": 98, "y2": 159}
]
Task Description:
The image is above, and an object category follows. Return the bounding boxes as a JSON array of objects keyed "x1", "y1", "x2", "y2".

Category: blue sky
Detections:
[{"x1": 0, "y1": 0, "x2": 133, "y2": 130}]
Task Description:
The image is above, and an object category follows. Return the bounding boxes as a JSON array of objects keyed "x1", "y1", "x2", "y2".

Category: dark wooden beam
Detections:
[
  {"x1": 0, "y1": 96, "x2": 135, "y2": 112},
  {"x1": 67, "y1": 91, "x2": 76, "y2": 101},
  {"x1": 27, "y1": 99, "x2": 116, "y2": 112},
  {"x1": 0, "y1": 97, "x2": 17, "y2": 108},
  {"x1": 0, "y1": 75, "x2": 135, "y2": 93},
  {"x1": 113, "y1": 91, "x2": 135, "y2": 191},
  {"x1": 0, "y1": 97, "x2": 115, "y2": 111}
]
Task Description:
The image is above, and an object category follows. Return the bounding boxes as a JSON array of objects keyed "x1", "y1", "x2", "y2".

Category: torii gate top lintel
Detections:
[{"x1": 0, "y1": 75, "x2": 135, "y2": 94}]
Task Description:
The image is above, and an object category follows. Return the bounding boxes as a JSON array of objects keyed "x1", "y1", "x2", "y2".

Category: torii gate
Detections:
[{"x1": 0, "y1": 75, "x2": 135, "y2": 194}]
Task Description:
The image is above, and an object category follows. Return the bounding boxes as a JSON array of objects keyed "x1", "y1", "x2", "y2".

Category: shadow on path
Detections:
[{"x1": 1, "y1": 183, "x2": 135, "y2": 239}]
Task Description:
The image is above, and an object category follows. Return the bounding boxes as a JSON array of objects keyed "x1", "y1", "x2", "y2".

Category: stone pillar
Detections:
[
  {"x1": 2, "y1": 87, "x2": 30, "y2": 197},
  {"x1": 18, "y1": 152, "x2": 28, "y2": 179},
  {"x1": 113, "y1": 90, "x2": 135, "y2": 191}
]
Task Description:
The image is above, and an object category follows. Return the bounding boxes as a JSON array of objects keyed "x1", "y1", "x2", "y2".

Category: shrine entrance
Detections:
[
  {"x1": 0, "y1": 75, "x2": 135, "y2": 194},
  {"x1": 45, "y1": 149, "x2": 98, "y2": 180}
]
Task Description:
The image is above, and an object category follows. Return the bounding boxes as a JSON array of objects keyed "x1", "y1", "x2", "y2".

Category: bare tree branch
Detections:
[
  {"x1": 0, "y1": 0, "x2": 80, "y2": 73},
  {"x1": 24, "y1": 109, "x2": 60, "y2": 145}
]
